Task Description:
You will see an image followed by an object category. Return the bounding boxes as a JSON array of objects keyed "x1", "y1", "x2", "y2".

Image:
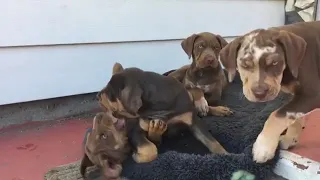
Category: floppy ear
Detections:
[
  {"x1": 276, "y1": 31, "x2": 306, "y2": 78},
  {"x1": 219, "y1": 37, "x2": 243, "y2": 82},
  {"x1": 102, "y1": 74, "x2": 126, "y2": 102},
  {"x1": 181, "y1": 34, "x2": 198, "y2": 59},
  {"x1": 120, "y1": 84, "x2": 142, "y2": 114},
  {"x1": 216, "y1": 35, "x2": 228, "y2": 49},
  {"x1": 112, "y1": 62, "x2": 124, "y2": 75}
]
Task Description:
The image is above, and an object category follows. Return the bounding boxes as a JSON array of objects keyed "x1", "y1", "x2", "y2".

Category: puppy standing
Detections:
[
  {"x1": 219, "y1": 21, "x2": 320, "y2": 163},
  {"x1": 168, "y1": 32, "x2": 233, "y2": 117}
]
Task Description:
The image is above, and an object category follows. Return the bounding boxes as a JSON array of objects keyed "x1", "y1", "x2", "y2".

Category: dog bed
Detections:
[{"x1": 45, "y1": 72, "x2": 290, "y2": 180}]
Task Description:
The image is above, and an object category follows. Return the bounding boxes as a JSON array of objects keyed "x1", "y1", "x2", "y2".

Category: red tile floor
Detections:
[{"x1": 0, "y1": 110, "x2": 319, "y2": 180}]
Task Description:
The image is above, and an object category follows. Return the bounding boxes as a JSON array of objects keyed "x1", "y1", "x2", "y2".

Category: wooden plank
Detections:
[{"x1": 0, "y1": 0, "x2": 285, "y2": 47}]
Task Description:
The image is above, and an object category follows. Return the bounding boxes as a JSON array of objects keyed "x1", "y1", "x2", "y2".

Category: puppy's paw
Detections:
[
  {"x1": 148, "y1": 119, "x2": 167, "y2": 136},
  {"x1": 209, "y1": 106, "x2": 233, "y2": 117},
  {"x1": 279, "y1": 119, "x2": 304, "y2": 150},
  {"x1": 252, "y1": 133, "x2": 278, "y2": 163},
  {"x1": 194, "y1": 97, "x2": 209, "y2": 116},
  {"x1": 279, "y1": 135, "x2": 299, "y2": 150},
  {"x1": 132, "y1": 143, "x2": 158, "y2": 163}
]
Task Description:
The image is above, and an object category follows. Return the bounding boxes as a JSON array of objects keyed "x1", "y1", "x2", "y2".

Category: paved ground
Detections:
[
  {"x1": 0, "y1": 116, "x2": 289, "y2": 180},
  {"x1": 0, "y1": 118, "x2": 93, "y2": 180}
]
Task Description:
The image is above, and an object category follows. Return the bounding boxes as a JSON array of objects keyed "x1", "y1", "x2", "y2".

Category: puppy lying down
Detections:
[
  {"x1": 80, "y1": 112, "x2": 129, "y2": 179},
  {"x1": 80, "y1": 112, "x2": 167, "y2": 180}
]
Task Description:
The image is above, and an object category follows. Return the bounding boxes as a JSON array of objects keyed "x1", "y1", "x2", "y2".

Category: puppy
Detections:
[
  {"x1": 80, "y1": 112, "x2": 167, "y2": 179},
  {"x1": 219, "y1": 21, "x2": 320, "y2": 163},
  {"x1": 167, "y1": 32, "x2": 233, "y2": 117},
  {"x1": 80, "y1": 112, "x2": 129, "y2": 180},
  {"x1": 97, "y1": 63, "x2": 227, "y2": 163}
]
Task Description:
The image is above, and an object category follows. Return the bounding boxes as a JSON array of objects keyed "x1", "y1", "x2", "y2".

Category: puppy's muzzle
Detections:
[
  {"x1": 197, "y1": 55, "x2": 218, "y2": 68},
  {"x1": 204, "y1": 55, "x2": 214, "y2": 65},
  {"x1": 251, "y1": 83, "x2": 270, "y2": 100}
]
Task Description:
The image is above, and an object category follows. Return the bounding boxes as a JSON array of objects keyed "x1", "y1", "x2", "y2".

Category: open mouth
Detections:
[
  {"x1": 114, "y1": 118, "x2": 125, "y2": 130},
  {"x1": 103, "y1": 159, "x2": 122, "y2": 178}
]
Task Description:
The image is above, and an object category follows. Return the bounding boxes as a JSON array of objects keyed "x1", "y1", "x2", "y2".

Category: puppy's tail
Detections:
[{"x1": 162, "y1": 69, "x2": 177, "y2": 76}]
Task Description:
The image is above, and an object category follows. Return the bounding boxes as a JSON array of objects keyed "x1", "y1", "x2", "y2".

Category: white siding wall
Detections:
[{"x1": 0, "y1": 0, "x2": 285, "y2": 105}]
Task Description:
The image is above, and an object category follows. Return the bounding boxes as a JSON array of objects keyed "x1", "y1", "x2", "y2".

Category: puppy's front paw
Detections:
[
  {"x1": 279, "y1": 119, "x2": 304, "y2": 150},
  {"x1": 279, "y1": 135, "x2": 299, "y2": 150},
  {"x1": 132, "y1": 143, "x2": 158, "y2": 163},
  {"x1": 209, "y1": 106, "x2": 233, "y2": 116},
  {"x1": 148, "y1": 119, "x2": 167, "y2": 136},
  {"x1": 252, "y1": 133, "x2": 278, "y2": 163},
  {"x1": 194, "y1": 97, "x2": 209, "y2": 116}
]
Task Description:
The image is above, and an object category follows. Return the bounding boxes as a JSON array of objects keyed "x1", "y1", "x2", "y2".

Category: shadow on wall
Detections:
[{"x1": 285, "y1": 0, "x2": 318, "y2": 24}]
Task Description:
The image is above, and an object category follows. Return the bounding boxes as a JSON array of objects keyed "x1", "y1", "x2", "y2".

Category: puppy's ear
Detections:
[
  {"x1": 276, "y1": 31, "x2": 306, "y2": 78},
  {"x1": 219, "y1": 37, "x2": 243, "y2": 82},
  {"x1": 181, "y1": 34, "x2": 198, "y2": 59},
  {"x1": 112, "y1": 62, "x2": 124, "y2": 75},
  {"x1": 120, "y1": 84, "x2": 142, "y2": 114},
  {"x1": 216, "y1": 35, "x2": 228, "y2": 49},
  {"x1": 106, "y1": 74, "x2": 126, "y2": 101}
]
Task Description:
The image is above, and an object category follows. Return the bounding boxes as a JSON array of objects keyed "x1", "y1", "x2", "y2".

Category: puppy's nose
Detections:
[
  {"x1": 204, "y1": 55, "x2": 214, "y2": 64},
  {"x1": 251, "y1": 84, "x2": 269, "y2": 99}
]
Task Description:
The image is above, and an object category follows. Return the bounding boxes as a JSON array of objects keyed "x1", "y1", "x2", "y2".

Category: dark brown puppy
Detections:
[
  {"x1": 168, "y1": 32, "x2": 233, "y2": 117},
  {"x1": 97, "y1": 63, "x2": 227, "y2": 163},
  {"x1": 80, "y1": 112, "x2": 167, "y2": 180},
  {"x1": 219, "y1": 21, "x2": 320, "y2": 163}
]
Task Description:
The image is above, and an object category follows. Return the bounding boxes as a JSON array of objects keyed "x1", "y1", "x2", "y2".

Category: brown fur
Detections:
[
  {"x1": 80, "y1": 112, "x2": 129, "y2": 180},
  {"x1": 97, "y1": 63, "x2": 228, "y2": 163},
  {"x1": 80, "y1": 112, "x2": 167, "y2": 179},
  {"x1": 219, "y1": 21, "x2": 320, "y2": 163},
  {"x1": 168, "y1": 32, "x2": 233, "y2": 117}
]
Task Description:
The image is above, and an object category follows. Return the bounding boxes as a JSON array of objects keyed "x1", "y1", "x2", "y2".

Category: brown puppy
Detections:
[
  {"x1": 219, "y1": 21, "x2": 320, "y2": 163},
  {"x1": 168, "y1": 32, "x2": 233, "y2": 117},
  {"x1": 80, "y1": 112, "x2": 129, "y2": 180},
  {"x1": 97, "y1": 63, "x2": 227, "y2": 163},
  {"x1": 80, "y1": 112, "x2": 167, "y2": 179}
]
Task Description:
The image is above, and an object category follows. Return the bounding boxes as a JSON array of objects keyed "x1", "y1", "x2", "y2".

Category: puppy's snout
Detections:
[
  {"x1": 204, "y1": 55, "x2": 214, "y2": 64},
  {"x1": 251, "y1": 83, "x2": 269, "y2": 99}
]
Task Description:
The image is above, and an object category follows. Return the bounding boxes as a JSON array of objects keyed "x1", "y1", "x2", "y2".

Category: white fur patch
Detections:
[
  {"x1": 253, "y1": 133, "x2": 278, "y2": 163},
  {"x1": 92, "y1": 116, "x2": 97, "y2": 129},
  {"x1": 237, "y1": 32, "x2": 276, "y2": 65},
  {"x1": 286, "y1": 112, "x2": 306, "y2": 120},
  {"x1": 184, "y1": 79, "x2": 215, "y2": 93}
]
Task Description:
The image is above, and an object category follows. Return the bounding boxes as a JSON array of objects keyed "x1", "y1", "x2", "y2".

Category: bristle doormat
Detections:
[{"x1": 45, "y1": 73, "x2": 291, "y2": 180}]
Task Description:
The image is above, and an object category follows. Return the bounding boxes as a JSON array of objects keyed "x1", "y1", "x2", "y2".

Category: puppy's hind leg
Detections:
[
  {"x1": 168, "y1": 112, "x2": 227, "y2": 154},
  {"x1": 130, "y1": 120, "x2": 158, "y2": 163},
  {"x1": 191, "y1": 116, "x2": 228, "y2": 154}
]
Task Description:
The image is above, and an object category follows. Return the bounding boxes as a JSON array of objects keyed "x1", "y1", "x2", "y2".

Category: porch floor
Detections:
[{"x1": 0, "y1": 111, "x2": 319, "y2": 180}]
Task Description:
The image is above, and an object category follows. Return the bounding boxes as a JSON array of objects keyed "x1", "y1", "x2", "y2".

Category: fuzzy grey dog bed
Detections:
[{"x1": 45, "y1": 72, "x2": 289, "y2": 180}]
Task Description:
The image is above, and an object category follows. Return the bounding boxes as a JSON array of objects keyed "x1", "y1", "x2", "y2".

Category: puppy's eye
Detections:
[
  {"x1": 101, "y1": 134, "x2": 108, "y2": 139},
  {"x1": 272, "y1": 61, "x2": 278, "y2": 66},
  {"x1": 198, "y1": 45, "x2": 203, "y2": 49}
]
